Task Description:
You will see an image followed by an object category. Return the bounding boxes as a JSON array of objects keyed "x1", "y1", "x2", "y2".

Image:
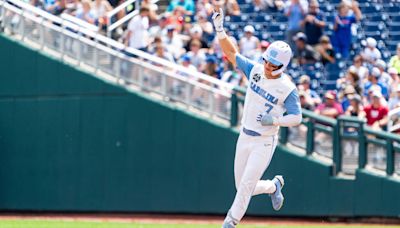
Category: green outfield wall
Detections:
[{"x1": 0, "y1": 35, "x2": 399, "y2": 217}]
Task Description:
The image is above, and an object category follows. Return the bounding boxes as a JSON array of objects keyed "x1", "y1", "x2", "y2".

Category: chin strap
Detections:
[{"x1": 271, "y1": 67, "x2": 285, "y2": 76}]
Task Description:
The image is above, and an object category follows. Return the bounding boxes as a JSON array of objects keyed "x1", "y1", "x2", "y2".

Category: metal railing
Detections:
[
  {"x1": 388, "y1": 106, "x2": 400, "y2": 132},
  {"x1": 280, "y1": 110, "x2": 400, "y2": 177},
  {"x1": 106, "y1": 0, "x2": 138, "y2": 38},
  {"x1": 0, "y1": 0, "x2": 237, "y2": 124},
  {"x1": 60, "y1": 13, "x2": 99, "y2": 32},
  {"x1": 105, "y1": 0, "x2": 158, "y2": 39}
]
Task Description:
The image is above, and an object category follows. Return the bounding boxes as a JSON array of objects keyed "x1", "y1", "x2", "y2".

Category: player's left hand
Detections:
[
  {"x1": 257, "y1": 113, "x2": 276, "y2": 126},
  {"x1": 212, "y1": 8, "x2": 224, "y2": 32}
]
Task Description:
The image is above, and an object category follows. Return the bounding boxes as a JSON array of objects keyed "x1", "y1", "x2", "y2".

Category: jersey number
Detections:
[{"x1": 265, "y1": 103, "x2": 273, "y2": 113}]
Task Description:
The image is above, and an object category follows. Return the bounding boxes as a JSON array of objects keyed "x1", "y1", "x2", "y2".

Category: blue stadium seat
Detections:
[
  {"x1": 229, "y1": 23, "x2": 239, "y2": 31},
  {"x1": 364, "y1": 13, "x2": 384, "y2": 22},
  {"x1": 387, "y1": 41, "x2": 399, "y2": 54},
  {"x1": 325, "y1": 63, "x2": 342, "y2": 81},
  {"x1": 326, "y1": 15, "x2": 335, "y2": 23},
  {"x1": 389, "y1": 33, "x2": 400, "y2": 42},
  {"x1": 253, "y1": 23, "x2": 264, "y2": 31},
  {"x1": 267, "y1": 24, "x2": 280, "y2": 32},
  {"x1": 330, "y1": 0, "x2": 341, "y2": 4},
  {"x1": 363, "y1": 22, "x2": 385, "y2": 32},
  {"x1": 241, "y1": 4, "x2": 254, "y2": 14},
  {"x1": 321, "y1": 80, "x2": 338, "y2": 91},
  {"x1": 391, "y1": 15, "x2": 400, "y2": 23},
  {"x1": 388, "y1": 22, "x2": 400, "y2": 32},
  {"x1": 363, "y1": 33, "x2": 385, "y2": 42},
  {"x1": 382, "y1": 50, "x2": 394, "y2": 60},
  {"x1": 319, "y1": 4, "x2": 328, "y2": 12},
  {"x1": 360, "y1": 5, "x2": 378, "y2": 14},
  {"x1": 254, "y1": 31, "x2": 262, "y2": 40},
  {"x1": 254, "y1": 15, "x2": 267, "y2": 22},
  {"x1": 274, "y1": 15, "x2": 287, "y2": 23},
  {"x1": 269, "y1": 31, "x2": 285, "y2": 41},
  {"x1": 229, "y1": 15, "x2": 242, "y2": 22},
  {"x1": 385, "y1": 5, "x2": 400, "y2": 14}
]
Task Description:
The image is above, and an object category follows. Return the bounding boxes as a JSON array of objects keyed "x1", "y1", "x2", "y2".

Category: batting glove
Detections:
[
  {"x1": 212, "y1": 8, "x2": 224, "y2": 33},
  {"x1": 257, "y1": 113, "x2": 277, "y2": 126}
]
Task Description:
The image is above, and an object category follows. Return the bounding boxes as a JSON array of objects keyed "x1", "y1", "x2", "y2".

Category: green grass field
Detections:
[{"x1": 0, "y1": 220, "x2": 397, "y2": 228}]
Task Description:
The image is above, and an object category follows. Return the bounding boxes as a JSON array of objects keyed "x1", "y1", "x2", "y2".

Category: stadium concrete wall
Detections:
[{"x1": 0, "y1": 35, "x2": 399, "y2": 217}]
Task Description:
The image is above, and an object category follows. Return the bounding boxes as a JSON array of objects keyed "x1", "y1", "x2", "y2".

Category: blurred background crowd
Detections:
[{"x1": 24, "y1": 0, "x2": 400, "y2": 132}]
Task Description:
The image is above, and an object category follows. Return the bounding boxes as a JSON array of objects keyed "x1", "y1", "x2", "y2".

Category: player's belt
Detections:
[{"x1": 243, "y1": 127, "x2": 261, "y2": 136}]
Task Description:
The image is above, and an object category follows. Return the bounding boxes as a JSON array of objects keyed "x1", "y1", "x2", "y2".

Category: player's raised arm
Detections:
[
  {"x1": 212, "y1": 8, "x2": 238, "y2": 66},
  {"x1": 212, "y1": 8, "x2": 255, "y2": 79}
]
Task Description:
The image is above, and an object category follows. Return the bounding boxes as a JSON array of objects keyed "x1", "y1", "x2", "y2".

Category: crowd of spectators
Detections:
[
  {"x1": 300, "y1": 47, "x2": 400, "y2": 132},
  {"x1": 27, "y1": 0, "x2": 400, "y2": 132}
]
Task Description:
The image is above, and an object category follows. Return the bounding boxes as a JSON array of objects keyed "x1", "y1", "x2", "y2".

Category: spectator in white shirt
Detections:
[
  {"x1": 187, "y1": 39, "x2": 207, "y2": 71},
  {"x1": 162, "y1": 25, "x2": 185, "y2": 60},
  {"x1": 375, "y1": 59, "x2": 391, "y2": 86},
  {"x1": 388, "y1": 67, "x2": 400, "y2": 98},
  {"x1": 125, "y1": 7, "x2": 150, "y2": 51},
  {"x1": 178, "y1": 54, "x2": 198, "y2": 80},
  {"x1": 149, "y1": 14, "x2": 169, "y2": 41},
  {"x1": 349, "y1": 55, "x2": 369, "y2": 83},
  {"x1": 388, "y1": 85, "x2": 400, "y2": 110},
  {"x1": 91, "y1": 0, "x2": 112, "y2": 30},
  {"x1": 239, "y1": 25, "x2": 260, "y2": 58},
  {"x1": 361, "y1": 37, "x2": 382, "y2": 65}
]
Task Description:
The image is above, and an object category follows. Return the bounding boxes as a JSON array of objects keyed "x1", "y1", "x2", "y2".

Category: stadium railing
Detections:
[
  {"x1": 388, "y1": 106, "x2": 400, "y2": 133},
  {"x1": 280, "y1": 110, "x2": 400, "y2": 178},
  {"x1": 106, "y1": 0, "x2": 139, "y2": 38},
  {"x1": 105, "y1": 0, "x2": 159, "y2": 39},
  {"x1": 60, "y1": 12, "x2": 99, "y2": 32},
  {"x1": 0, "y1": 0, "x2": 236, "y2": 125}
]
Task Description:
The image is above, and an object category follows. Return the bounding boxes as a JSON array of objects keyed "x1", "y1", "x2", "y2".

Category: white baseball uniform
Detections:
[{"x1": 227, "y1": 53, "x2": 302, "y2": 222}]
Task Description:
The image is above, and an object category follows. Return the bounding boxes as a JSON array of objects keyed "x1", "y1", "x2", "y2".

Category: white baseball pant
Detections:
[{"x1": 228, "y1": 131, "x2": 279, "y2": 222}]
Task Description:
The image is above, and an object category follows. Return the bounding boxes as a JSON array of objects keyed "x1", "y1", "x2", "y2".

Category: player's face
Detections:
[{"x1": 263, "y1": 58, "x2": 282, "y2": 77}]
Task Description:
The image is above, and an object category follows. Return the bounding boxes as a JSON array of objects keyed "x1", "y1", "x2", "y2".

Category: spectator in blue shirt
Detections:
[
  {"x1": 167, "y1": 0, "x2": 195, "y2": 16},
  {"x1": 332, "y1": 1, "x2": 362, "y2": 59},
  {"x1": 340, "y1": 85, "x2": 357, "y2": 112},
  {"x1": 364, "y1": 67, "x2": 389, "y2": 100},
  {"x1": 203, "y1": 55, "x2": 221, "y2": 79}
]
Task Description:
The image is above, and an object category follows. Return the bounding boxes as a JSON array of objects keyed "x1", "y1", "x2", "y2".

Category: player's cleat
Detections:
[
  {"x1": 222, "y1": 211, "x2": 238, "y2": 228},
  {"x1": 222, "y1": 221, "x2": 237, "y2": 228},
  {"x1": 270, "y1": 175, "x2": 285, "y2": 211}
]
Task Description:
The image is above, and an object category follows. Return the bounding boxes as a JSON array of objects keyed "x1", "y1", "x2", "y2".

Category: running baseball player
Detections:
[{"x1": 212, "y1": 8, "x2": 303, "y2": 228}]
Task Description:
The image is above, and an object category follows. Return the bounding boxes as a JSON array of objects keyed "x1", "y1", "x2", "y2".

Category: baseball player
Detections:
[{"x1": 212, "y1": 8, "x2": 303, "y2": 228}]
